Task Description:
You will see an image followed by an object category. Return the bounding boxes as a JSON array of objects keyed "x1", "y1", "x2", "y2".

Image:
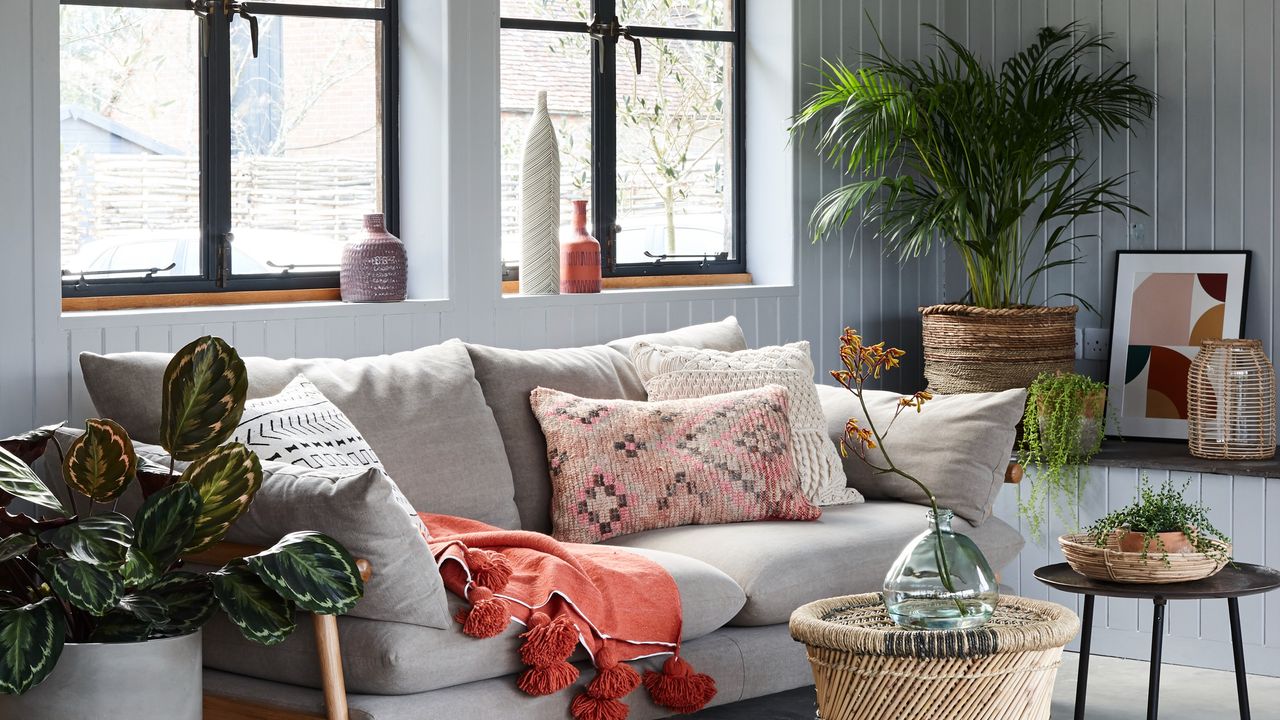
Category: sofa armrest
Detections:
[{"x1": 185, "y1": 542, "x2": 372, "y2": 720}]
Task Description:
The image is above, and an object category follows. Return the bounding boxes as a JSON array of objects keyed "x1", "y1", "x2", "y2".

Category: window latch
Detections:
[
  {"x1": 587, "y1": 15, "x2": 642, "y2": 75},
  {"x1": 643, "y1": 251, "x2": 730, "y2": 267},
  {"x1": 215, "y1": 232, "x2": 234, "y2": 287},
  {"x1": 606, "y1": 223, "x2": 621, "y2": 272},
  {"x1": 61, "y1": 264, "x2": 178, "y2": 289},
  {"x1": 188, "y1": 1, "x2": 259, "y2": 58}
]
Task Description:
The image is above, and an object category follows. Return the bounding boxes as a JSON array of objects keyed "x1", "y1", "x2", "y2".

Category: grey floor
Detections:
[{"x1": 689, "y1": 652, "x2": 1280, "y2": 719}]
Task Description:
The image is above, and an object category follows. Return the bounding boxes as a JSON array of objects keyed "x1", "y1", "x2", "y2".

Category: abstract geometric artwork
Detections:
[{"x1": 1108, "y1": 252, "x2": 1250, "y2": 440}]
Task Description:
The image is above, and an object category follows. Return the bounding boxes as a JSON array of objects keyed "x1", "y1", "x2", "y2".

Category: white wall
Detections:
[{"x1": 0, "y1": 0, "x2": 805, "y2": 434}]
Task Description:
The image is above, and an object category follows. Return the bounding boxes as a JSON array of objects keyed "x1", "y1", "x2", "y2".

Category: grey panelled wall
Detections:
[{"x1": 793, "y1": 0, "x2": 1279, "y2": 389}]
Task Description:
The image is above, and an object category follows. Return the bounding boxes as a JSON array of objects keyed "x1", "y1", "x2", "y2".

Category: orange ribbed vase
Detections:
[{"x1": 560, "y1": 199, "x2": 602, "y2": 293}]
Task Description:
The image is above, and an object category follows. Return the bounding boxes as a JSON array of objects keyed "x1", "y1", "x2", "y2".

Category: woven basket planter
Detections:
[
  {"x1": 1187, "y1": 338, "x2": 1276, "y2": 460},
  {"x1": 1059, "y1": 532, "x2": 1230, "y2": 584},
  {"x1": 919, "y1": 304, "x2": 1077, "y2": 394},
  {"x1": 790, "y1": 593, "x2": 1078, "y2": 720}
]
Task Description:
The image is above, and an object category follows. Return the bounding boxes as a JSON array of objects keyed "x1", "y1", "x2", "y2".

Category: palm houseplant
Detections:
[
  {"x1": 833, "y1": 329, "x2": 998, "y2": 630},
  {"x1": 792, "y1": 23, "x2": 1155, "y2": 393},
  {"x1": 0, "y1": 337, "x2": 364, "y2": 719},
  {"x1": 1018, "y1": 371, "x2": 1108, "y2": 541}
]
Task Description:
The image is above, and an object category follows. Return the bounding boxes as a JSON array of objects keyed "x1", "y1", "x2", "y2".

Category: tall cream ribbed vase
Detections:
[{"x1": 519, "y1": 91, "x2": 561, "y2": 295}]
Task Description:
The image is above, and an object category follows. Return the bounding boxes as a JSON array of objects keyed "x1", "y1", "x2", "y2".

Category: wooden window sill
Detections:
[
  {"x1": 62, "y1": 288, "x2": 342, "y2": 313},
  {"x1": 501, "y1": 273, "x2": 751, "y2": 295}
]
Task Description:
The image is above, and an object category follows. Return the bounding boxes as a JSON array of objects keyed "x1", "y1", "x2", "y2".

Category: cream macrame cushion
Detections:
[{"x1": 630, "y1": 341, "x2": 863, "y2": 506}]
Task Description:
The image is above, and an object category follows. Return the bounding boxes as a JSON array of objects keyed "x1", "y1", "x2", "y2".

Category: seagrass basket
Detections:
[
  {"x1": 919, "y1": 304, "x2": 1077, "y2": 394},
  {"x1": 1059, "y1": 532, "x2": 1230, "y2": 584},
  {"x1": 1187, "y1": 338, "x2": 1276, "y2": 460},
  {"x1": 789, "y1": 593, "x2": 1079, "y2": 720}
]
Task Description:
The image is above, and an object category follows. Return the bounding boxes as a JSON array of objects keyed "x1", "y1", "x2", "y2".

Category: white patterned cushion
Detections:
[
  {"x1": 630, "y1": 341, "x2": 863, "y2": 506},
  {"x1": 232, "y1": 375, "x2": 429, "y2": 538}
]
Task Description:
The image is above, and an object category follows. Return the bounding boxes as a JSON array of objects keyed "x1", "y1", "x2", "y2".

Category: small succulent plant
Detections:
[{"x1": 0, "y1": 336, "x2": 364, "y2": 695}]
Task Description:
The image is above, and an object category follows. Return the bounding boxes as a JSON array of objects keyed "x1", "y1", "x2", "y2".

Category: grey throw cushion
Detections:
[
  {"x1": 200, "y1": 545, "x2": 745, "y2": 694},
  {"x1": 465, "y1": 317, "x2": 748, "y2": 532},
  {"x1": 604, "y1": 501, "x2": 1025, "y2": 626},
  {"x1": 815, "y1": 384, "x2": 1027, "y2": 525},
  {"x1": 78, "y1": 342, "x2": 521, "y2": 529}
]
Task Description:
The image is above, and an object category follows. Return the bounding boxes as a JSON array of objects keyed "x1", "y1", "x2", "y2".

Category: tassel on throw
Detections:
[
  {"x1": 464, "y1": 547, "x2": 513, "y2": 592},
  {"x1": 518, "y1": 660, "x2": 579, "y2": 695},
  {"x1": 517, "y1": 612, "x2": 581, "y2": 696},
  {"x1": 456, "y1": 585, "x2": 508, "y2": 638},
  {"x1": 643, "y1": 655, "x2": 716, "y2": 714},
  {"x1": 569, "y1": 693, "x2": 629, "y2": 720},
  {"x1": 587, "y1": 647, "x2": 640, "y2": 699}
]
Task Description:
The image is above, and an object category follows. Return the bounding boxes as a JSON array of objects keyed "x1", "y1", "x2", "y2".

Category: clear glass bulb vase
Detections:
[{"x1": 883, "y1": 508, "x2": 999, "y2": 630}]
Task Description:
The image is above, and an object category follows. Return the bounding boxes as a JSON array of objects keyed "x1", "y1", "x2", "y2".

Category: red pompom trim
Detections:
[
  {"x1": 570, "y1": 693, "x2": 629, "y2": 720},
  {"x1": 643, "y1": 656, "x2": 716, "y2": 714},
  {"x1": 458, "y1": 586, "x2": 509, "y2": 638},
  {"x1": 520, "y1": 613, "x2": 580, "y2": 667},
  {"x1": 517, "y1": 661, "x2": 579, "y2": 696},
  {"x1": 464, "y1": 547, "x2": 513, "y2": 592}
]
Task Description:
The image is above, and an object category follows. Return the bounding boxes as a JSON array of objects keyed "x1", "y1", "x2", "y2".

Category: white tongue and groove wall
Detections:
[{"x1": 2, "y1": 0, "x2": 1279, "y2": 676}]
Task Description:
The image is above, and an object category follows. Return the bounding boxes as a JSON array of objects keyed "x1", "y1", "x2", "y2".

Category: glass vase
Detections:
[{"x1": 883, "y1": 508, "x2": 999, "y2": 630}]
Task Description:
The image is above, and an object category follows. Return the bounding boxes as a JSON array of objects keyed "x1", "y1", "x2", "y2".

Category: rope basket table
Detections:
[
  {"x1": 919, "y1": 304, "x2": 1077, "y2": 394},
  {"x1": 789, "y1": 593, "x2": 1080, "y2": 720}
]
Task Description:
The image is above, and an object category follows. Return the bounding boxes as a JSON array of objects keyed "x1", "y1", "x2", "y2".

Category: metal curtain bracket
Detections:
[{"x1": 587, "y1": 14, "x2": 641, "y2": 75}]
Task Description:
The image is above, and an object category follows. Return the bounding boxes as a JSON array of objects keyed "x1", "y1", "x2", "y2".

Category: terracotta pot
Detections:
[
  {"x1": 919, "y1": 304, "x2": 1077, "y2": 393},
  {"x1": 1117, "y1": 530, "x2": 1195, "y2": 555}
]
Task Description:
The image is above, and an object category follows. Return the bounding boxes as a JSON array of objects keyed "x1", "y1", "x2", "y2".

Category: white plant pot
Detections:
[{"x1": 0, "y1": 630, "x2": 201, "y2": 720}]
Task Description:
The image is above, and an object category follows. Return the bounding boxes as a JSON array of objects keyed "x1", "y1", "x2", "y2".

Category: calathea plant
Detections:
[{"x1": 0, "y1": 336, "x2": 364, "y2": 695}]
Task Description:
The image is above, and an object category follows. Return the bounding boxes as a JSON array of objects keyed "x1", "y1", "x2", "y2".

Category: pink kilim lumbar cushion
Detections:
[{"x1": 529, "y1": 384, "x2": 821, "y2": 544}]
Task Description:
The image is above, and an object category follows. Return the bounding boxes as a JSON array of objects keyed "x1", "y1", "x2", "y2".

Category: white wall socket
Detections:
[
  {"x1": 1084, "y1": 328, "x2": 1109, "y2": 361},
  {"x1": 1074, "y1": 329, "x2": 1083, "y2": 360}
]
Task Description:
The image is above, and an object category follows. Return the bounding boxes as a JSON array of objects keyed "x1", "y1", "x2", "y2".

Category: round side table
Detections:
[
  {"x1": 790, "y1": 593, "x2": 1079, "y2": 720},
  {"x1": 1035, "y1": 562, "x2": 1280, "y2": 720}
]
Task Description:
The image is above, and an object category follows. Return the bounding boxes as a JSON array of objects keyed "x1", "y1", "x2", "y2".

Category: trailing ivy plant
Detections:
[
  {"x1": 1086, "y1": 477, "x2": 1231, "y2": 565},
  {"x1": 1017, "y1": 372, "x2": 1108, "y2": 542},
  {"x1": 0, "y1": 336, "x2": 364, "y2": 696}
]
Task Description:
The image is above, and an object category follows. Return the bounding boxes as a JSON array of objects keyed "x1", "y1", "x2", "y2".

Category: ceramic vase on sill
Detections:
[
  {"x1": 519, "y1": 90, "x2": 561, "y2": 295},
  {"x1": 882, "y1": 508, "x2": 999, "y2": 630},
  {"x1": 341, "y1": 213, "x2": 407, "y2": 303},
  {"x1": 560, "y1": 199, "x2": 602, "y2": 293}
]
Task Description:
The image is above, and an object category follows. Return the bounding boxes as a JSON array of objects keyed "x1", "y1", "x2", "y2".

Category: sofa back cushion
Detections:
[
  {"x1": 79, "y1": 342, "x2": 521, "y2": 529},
  {"x1": 466, "y1": 317, "x2": 748, "y2": 532}
]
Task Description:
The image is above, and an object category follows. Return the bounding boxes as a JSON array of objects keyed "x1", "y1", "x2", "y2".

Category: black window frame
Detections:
[
  {"x1": 500, "y1": 0, "x2": 746, "y2": 278},
  {"x1": 59, "y1": 0, "x2": 400, "y2": 299}
]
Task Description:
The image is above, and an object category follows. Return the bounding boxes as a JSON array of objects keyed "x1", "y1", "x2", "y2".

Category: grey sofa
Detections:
[{"x1": 76, "y1": 317, "x2": 1025, "y2": 720}]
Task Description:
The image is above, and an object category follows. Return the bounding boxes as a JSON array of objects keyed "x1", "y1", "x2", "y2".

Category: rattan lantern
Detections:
[{"x1": 1187, "y1": 339, "x2": 1276, "y2": 460}]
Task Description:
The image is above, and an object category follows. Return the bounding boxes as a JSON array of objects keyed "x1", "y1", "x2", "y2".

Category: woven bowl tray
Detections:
[{"x1": 1059, "y1": 532, "x2": 1230, "y2": 584}]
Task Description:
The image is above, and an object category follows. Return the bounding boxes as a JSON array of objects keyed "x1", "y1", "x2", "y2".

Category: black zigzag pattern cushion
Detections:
[{"x1": 232, "y1": 375, "x2": 429, "y2": 538}]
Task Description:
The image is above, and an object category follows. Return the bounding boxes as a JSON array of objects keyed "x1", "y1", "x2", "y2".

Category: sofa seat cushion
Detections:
[
  {"x1": 201, "y1": 545, "x2": 745, "y2": 695},
  {"x1": 79, "y1": 342, "x2": 521, "y2": 529},
  {"x1": 602, "y1": 501, "x2": 1025, "y2": 626}
]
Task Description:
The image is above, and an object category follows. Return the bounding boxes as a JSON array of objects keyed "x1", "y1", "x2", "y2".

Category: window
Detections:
[
  {"x1": 59, "y1": 0, "x2": 398, "y2": 299},
  {"x1": 500, "y1": 0, "x2": 744, "y2": 279}
]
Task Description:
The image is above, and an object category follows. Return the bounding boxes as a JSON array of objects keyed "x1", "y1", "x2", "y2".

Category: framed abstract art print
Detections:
[{"x1": 1107, "y1": 250, "x2": 1250, "y2": 440}]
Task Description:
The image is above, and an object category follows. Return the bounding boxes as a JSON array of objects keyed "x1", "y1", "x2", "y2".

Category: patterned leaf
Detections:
[
  {"x1": 121, "y1": 547, "x2": 157, "y2": 588},
  {"x1": 144, "y1": 572, "x2": 216, "y2": 637},
  {"x1": 43, "y1": 556, "x2": 124, "y2": 616},
  {"x1": 0, "y1": 597, "x2": 65, "y2": 695},
  {"x1": 133, "y1": 482, "x2": 200, "y2": 571},
  {"x1": 63, "y1": 419, "x2": 137, "y2": 503},
  {"x1": 117, "y1": 594, "x2": 169, "y2": 625},
  {"x1": 89, "y1": 609, "x2": 153, "y2": 643},
  {"x1": 180, "y1": 443, "x2": 262, "y2": 554},
  {"x1": 0, "y1": 446, "x2": 65, "y2": 515},
  {"x1": 160, "y1": 336, "x2": 247, "y2": 461},
  {"x1": 210, "y1": 561, "x2": 296, "y2": 646},
  {"x1": 246, "y1": 532, "x2": 363, "y2": 615},
  {"x1": 0, "y1": 535, "x2": 35, "y2": 564},
  {"x1": 0, "y1": 423, "x2": 65, "y2": 464},
  {"x1": 40, "y1": 513, "x2": 132, "y2": 566},
  {"x1": 0, "y1": 508, "x2": 73, "y2": 538}
]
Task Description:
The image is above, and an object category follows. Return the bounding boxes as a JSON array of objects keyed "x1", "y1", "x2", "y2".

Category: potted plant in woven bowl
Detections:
[
  {"x1": 1060, "y1": 477, "x2": 1231, "y2": 584},
  {"x1": 791, "y1": 23, "x2": 1155, "y2": 393},
  {"x1": 1018, "y1": 372, "x2": 1108, "y2": 541},
  {"x1": 0, "y1": 337, "x2": 365, "y2": 719}
]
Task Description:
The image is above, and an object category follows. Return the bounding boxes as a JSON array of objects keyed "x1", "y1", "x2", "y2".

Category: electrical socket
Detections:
[
  {"x1": 1074, "y1": 329, "x2": 1083, "y2": 360},
  {"x1": 1084, "y1": 328, "x2": 1109, "y2": 361}
]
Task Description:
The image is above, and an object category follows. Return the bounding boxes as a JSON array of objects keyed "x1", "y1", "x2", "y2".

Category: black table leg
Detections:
[
  {"x1": 1074, "y1": 594, "x2": 1095, "y2": 720},
  {"x1": 1147, "y1": 597, "x2": 1166, "y2": 720},
  {"x1": 1228, "y1": 597, "x2": 1251, "y2": 719}
]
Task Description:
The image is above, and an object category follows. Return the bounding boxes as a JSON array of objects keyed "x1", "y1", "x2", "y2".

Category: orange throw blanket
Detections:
[{"x1": 423, "y1": 513, "x2": 716, "y2": 719}]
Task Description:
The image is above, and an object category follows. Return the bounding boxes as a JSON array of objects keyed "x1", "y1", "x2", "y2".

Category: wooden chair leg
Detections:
[{"x1": 313, "y1": 614, "x2": 350, "y2": 720}]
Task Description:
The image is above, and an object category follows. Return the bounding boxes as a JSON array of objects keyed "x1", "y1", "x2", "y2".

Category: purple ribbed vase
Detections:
[{"x1": 341, "y1": 213, "x2": 407, "y2": 302}]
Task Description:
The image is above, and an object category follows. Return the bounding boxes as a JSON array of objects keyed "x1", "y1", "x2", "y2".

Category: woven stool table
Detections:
[{"x1": 789, "y1": 593, "x2": 1079, "y2": 720}]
